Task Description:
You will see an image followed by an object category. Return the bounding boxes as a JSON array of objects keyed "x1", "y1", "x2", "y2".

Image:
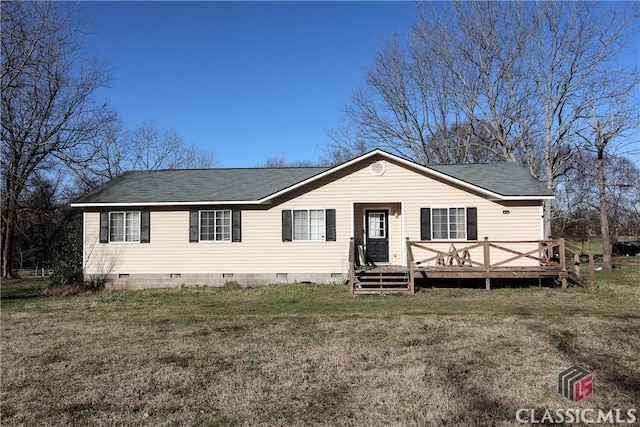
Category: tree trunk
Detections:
[
  {"x1": 1, "y1": 227, "x2": 12, "y2": 278},
  {"x1": 597, "y1": 147, "x2": 612, "y2": 269},
  {"x1": 1, "y1": 197, "x2": 16, "y2": 278}
]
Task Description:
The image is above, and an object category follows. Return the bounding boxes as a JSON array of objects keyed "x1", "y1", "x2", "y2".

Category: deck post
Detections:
[
  {"x1": 589, "y1": 253, "x2": 596, "y2": 289},
  {"x1": 348, "y1": 237, "x2": 355, "y2": 296},
  {"x1": 406, "y1": 237, "x2": 415, "y2": 294},
  {"x1": 483, "y1": 237, "x2": 491, "y2": 290},
  {"x1": 560, "y1": 238, "x2": 567, "y2": 289}
]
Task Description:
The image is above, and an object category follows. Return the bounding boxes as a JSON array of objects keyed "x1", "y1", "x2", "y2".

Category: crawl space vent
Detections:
[{"x1": 370, "y1": 161, "x2": 386, "y2": 176}]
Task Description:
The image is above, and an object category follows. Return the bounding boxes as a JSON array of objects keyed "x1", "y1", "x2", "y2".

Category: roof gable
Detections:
[
  {"x1": 260, "y1": 149, "x2": 553, "y2": 202},
  {"x1": 71, "y1": 149, "x2": 552, "y2": 207}
]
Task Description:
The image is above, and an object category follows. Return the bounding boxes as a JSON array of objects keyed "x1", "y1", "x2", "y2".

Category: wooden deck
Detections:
[{"x1": 348, "y1": 238, "x2": 595, "y2": 295}]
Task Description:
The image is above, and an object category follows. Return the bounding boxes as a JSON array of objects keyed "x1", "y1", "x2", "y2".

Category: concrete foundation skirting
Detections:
[{"x1": 88, "y1": 272, "x2": 347, "y2": 290}]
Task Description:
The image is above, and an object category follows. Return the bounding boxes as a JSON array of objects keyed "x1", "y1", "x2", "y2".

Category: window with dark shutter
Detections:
[
  {"x1": 140, "y1": 211, "x2": 150, "y2": 243},
  {"x1": 189, "y1": 210, "x2": 199, "y2": 242},
  {"x1": 232, "y1": 210, "x2": 242, "y2": 242},
  {"x1": 326, "y1": 209, "x2": 336, "y2": 241},
  {"x1": 282, "y1": 210, "x2": 292, "y2": 242},
  {"x1": 99, "y1": 212, "x2": 109, "y2": 243},
  {"x1": 466, "y1": 207, "x2": 478, "y2": 240},
  {"x1": 420, "y1": 208, "x2": 431, "y2": 241}
]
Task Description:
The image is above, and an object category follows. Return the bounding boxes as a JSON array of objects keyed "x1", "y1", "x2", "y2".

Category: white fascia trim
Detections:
[
  {"x1": 70, "y1": 200, "x2": 266, "y2": 208},
  {"x1": 82, "y1": 211, "x2": 86, "y2": 271},
  {"x1": 401, "y1": 201, "x2": 406, "y2": 267},
  {"x1": 540, "y1": 204, "x2": 545, "y2": 239},
  {"x1": 487, "y1": 195, "x2": 555, "y2": 201}
]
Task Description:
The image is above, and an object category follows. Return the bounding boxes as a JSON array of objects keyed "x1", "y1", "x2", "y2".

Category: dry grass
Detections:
[{"x1": 2, "y1": 263, "x2": 639, "y2": 426}]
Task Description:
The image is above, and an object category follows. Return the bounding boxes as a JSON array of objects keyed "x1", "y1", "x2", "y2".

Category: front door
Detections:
[{"x1": 366, "y1": 210, "x2": 389, "y2": 263}]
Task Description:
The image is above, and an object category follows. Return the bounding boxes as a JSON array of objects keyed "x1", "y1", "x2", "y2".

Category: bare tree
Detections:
[
  {"x1": 577, "y1": 104, "x2": 639, "y2": 268},
  {"x1": 1, "y1": 2, "x2": 114, "y2": 277},
  {"x1": 261, "y1": 154, "x2": 324, "y2": 168},
  {"x1": 557, "y1": 150, "x2": 640, "y2": 267},
  {"x1": 76, "y1": 120, "x2": 216, "y2": 190},
  {"x1": 125, "y1": 120, "x2": 216, "y2": 171},
  {"x1": 327, "y1": 1, "x2": 639, "y2": 238},
  {"x1": 605, "y1": 158, "x2": 640, "y2": 250},
  {"x1": 525, "y1": 2, "x2": 639, "y2": 238},
  {"x1": 327, "y1": 2, "x2": 533, "y2": 167}
]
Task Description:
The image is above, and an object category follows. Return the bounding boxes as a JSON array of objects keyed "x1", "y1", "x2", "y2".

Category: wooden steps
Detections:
[
  {"x1": 567, "y1": 271, "x2": 591, "y2": 288},
  {"x1": 354, "y1": 270, "x2": 411, "y2": 294}
]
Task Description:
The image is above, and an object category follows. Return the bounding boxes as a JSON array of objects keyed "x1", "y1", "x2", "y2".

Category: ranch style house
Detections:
[{"x1": 71, "y1": 149, "x2": 594, "y2": 293}]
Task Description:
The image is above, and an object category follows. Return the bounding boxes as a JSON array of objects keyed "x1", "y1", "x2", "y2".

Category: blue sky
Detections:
[{"x1": 80, "y1": 1, "x2": 422, "y2": 167}]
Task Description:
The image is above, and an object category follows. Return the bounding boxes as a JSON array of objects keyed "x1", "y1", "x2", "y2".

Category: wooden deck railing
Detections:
[
  {"x1": 409, "y1": 239, "x2": 565, "y2": 268},
  {"x1": 349, "y1": 238, "x2": 596, "y2": 295},
  {"x1": 406, "y1": 238, "x2": 596, "y2": 289}
]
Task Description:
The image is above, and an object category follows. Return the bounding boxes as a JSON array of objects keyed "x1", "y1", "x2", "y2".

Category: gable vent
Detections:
[{"x1": 370, "y1": 161, "x2": 386, "y2": 176}]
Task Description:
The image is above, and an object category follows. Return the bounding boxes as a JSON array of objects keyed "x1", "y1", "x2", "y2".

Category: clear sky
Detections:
[{"x1": 80, "y1": 1, "x2": 422, "y2": 167}]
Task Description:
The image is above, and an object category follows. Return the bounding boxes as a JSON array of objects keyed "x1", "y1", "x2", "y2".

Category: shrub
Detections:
[
  {"x1": 50, "y1": 229, "x2": 83, "y2": 287},
  {"x1": 223, "y1": 280, "x2": 242, "y2": 289}
]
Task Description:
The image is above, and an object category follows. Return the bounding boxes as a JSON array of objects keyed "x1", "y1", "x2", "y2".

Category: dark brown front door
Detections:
[{"x1": 366, "y1": 210, "x2": 389, "y2": 263}]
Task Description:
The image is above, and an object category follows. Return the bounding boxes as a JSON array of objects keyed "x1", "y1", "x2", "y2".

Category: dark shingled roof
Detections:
[
  {"x1": 427, "y1": 163, "x2": 553, "y2": 197},
  {"x1": 72, "y1": 151, "x2": 553, "y2": 206},
  {"x1": 74, "y1": 167, "x2": 329, "y2": 204}
]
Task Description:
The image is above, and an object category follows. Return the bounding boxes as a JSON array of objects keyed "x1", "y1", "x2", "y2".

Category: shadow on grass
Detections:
[
  {"x1": 416, "y1": 277, "x2": 560, "y2": 290},
  {"x1": 443, "y1": 368, "x2": 517, "y2": 425},
  {"x1": 528, "y1": 322, "x2": 640, "y2": 404},
  {"x1": 0, "y1": 278, "x2": 49, "y2": 300}
]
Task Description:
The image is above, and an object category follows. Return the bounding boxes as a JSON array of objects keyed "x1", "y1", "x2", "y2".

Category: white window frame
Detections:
[
  {"x1": 292, "y1": 208, "x2": 326, "y2": 242},
  {"x1": 367, "y1": 211, "x2": 387, "y2": 239},
  {"x1": 431, "y1": 207, "x2": 467, "y2": 241},
  {"x1": 199, "y1": 210, "x2": 232, "y2": 242},
  {"x1": 109, "y1": 211, "x2": 141, "y2": 243}
]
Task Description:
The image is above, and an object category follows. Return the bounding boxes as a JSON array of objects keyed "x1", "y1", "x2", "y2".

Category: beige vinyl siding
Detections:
[{"x1": 83, "y1": 156, "x2": 545, "y2": 276}]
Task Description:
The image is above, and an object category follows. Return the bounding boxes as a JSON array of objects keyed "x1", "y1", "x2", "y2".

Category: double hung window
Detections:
[
  {"x1": 432, "y1": 207, "x2": 466, "y2": 240},
  {"x1": 200, "y1": 210, "x2": 231, "y2": 242},
  {"x1": 293, "y1": 209, "x2": 326, "y2": 241},
  {"x1": 109, "y1": 211, "x2": 141, "y2": 242}
]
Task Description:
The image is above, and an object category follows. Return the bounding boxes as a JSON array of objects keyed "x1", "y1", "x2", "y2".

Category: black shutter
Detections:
[
  {"x1": 420, "y1": 208, "x2": 431, "y2": 241},
  {"x1": 325, "y1": 209, "x2": 336, "y2": 241},
  {"x1": 189, "y1": 210, "x2": 199, "y2": 242},
  {"x1": 282, "y1": 210, "x2": 292, "y2": 242},
  {"x1": 140, "y1": 211, "x2": 150, "y2": 243},
  {"x1": 100, "y1": 212, "x2": 109, "y2": 243},
  {"x1": 232, "y1": 210, "x2": 242, "y2": 242},
  {"x1": 466, "y1": 207, "x2": 478, "y2": 240}
]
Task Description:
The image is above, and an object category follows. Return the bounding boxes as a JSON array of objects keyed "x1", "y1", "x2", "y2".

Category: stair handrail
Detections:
[
  {"x1": 563, "y1": 239, "x2": 596, "y2": 289},
  {"x1": 348, "y1": 237, "x2": 356, "y2": 296},
  {"x1": 406, "y1": 237, "x2": 415, "y2": 294}
]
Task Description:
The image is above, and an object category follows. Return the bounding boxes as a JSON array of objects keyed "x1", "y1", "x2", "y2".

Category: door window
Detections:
[{"x1": 368, "y1": 212, "x2": 386, "y2": 239}]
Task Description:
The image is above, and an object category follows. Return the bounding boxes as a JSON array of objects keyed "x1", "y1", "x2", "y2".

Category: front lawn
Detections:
[{"x1": 2, "y1": 263, "x2": 639, "y2": 426}]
